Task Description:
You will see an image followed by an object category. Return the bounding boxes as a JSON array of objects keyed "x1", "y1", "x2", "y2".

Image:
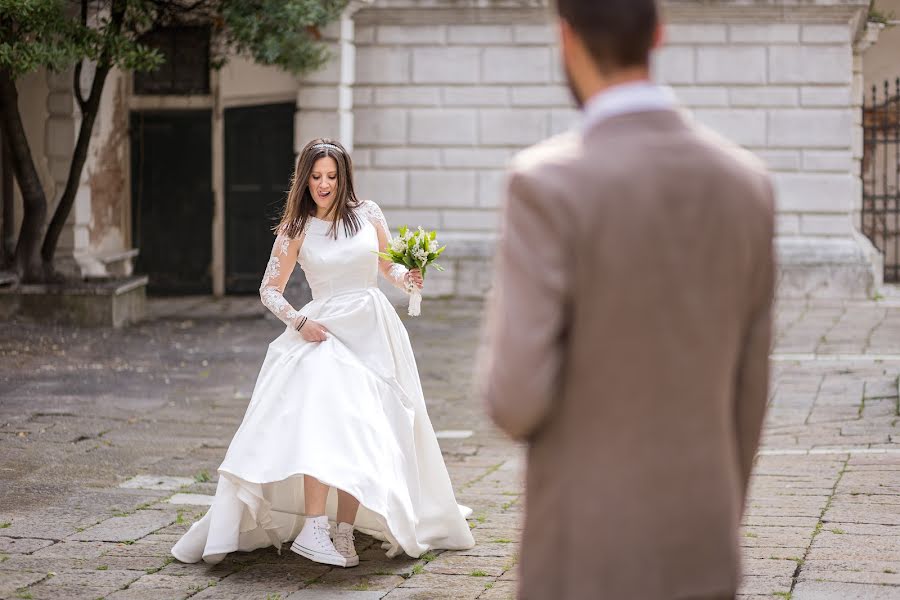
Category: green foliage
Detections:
[
  {"x1": 0, "y1": 0, "x2": 162, "y2": 77},
  {"x1": 219, "y1": 0, "x2": 349, "y2": 74},
  {"x1": 869, "y1": 6, "x2": 897, "y2": 26},
  {"x1": 0, "y1": 0, "x2": 348, "y2": 80}
]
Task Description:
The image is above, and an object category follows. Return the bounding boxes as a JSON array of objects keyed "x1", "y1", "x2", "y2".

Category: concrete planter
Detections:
[{"x1": 0, "y1": 275, "x2": 148, "y2": 327}]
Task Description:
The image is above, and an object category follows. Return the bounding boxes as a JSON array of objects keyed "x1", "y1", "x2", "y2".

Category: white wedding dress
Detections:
[{"x1": 171, "y1": 200, "x2": 475, "y2": 564}]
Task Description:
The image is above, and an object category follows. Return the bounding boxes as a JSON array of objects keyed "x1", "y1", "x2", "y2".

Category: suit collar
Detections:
[{"x1": 581, "y1": 81, "x2": 678, "y2": 132}]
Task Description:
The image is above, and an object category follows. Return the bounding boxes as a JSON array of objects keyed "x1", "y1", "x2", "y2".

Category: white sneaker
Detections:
[
  {"x1": 290, "y1": 516, "x2": 349, "y2": 567},
  {"x1": 332, "y1": 522, "x2": 359, "y2": 567}
]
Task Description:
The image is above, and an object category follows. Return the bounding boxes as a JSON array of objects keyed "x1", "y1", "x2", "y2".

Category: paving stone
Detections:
[
  {"x1": 0, "y1": 570, "x2": 47, "y2": 597},
  {"x1": 0, "y1": 537, "x2": 54, "y2": 554},
  {"x1": 287, "y1": 589, "x2": 388, "y2": 599},
  {"x1": 69, "y1": 510, "x2": 177, "y2": 542},
  {"x1": 793, "y1": 580, "x2": 900, "y2": 599},
  {"x1": 4, "y1": 298, "x2": 900, "y2": 598}
]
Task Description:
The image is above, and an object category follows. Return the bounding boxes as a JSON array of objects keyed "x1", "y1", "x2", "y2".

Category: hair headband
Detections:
[{"x1": 313, "y1": 142, "x2": 342, "y2": 152}]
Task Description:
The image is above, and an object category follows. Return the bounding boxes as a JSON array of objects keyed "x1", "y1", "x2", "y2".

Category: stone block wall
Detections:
[
  {"x1": 351, "y1": 9, "x2": 574, "y2": 298},
  {"x1": 323, "y1": 0, "x2": 880, "y2": 299}
]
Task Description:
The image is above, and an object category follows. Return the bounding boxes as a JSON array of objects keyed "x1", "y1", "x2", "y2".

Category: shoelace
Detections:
[
  {"x1": 333, "y1": 529, "x2": 355, "y2": 556},
  {"x1": 314, "y1": 521, "x2": 333, "y2": 548}
]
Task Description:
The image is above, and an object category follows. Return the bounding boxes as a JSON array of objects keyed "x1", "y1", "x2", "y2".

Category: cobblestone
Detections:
[{"x1": 1, "y1": 297, "x2": 899, "y2": 598}]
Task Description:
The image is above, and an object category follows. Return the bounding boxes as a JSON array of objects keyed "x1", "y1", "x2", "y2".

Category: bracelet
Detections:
[{"x1": 295, "y1": 316, "x2": 308, "y2": 331}]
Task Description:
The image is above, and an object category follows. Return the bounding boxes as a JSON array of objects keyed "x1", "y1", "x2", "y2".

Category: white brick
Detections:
[
  {"x1": 413, "y1": 47, "x2": 480, "y2": 84},
  {"x1": 355, "y1": 170, "x2": 407, "y2": 207},
  {"x1": 441, "y1": 209, "x2": 499, "y2": 231},
  {"x1": 729, "y1": 24, "x2": 799, "y2": 43},
  {"x1": 653, "y1": 46, "x2": 694, "y2": 84},
  {"x1": 448, "y1": 25, "x2": 513, "y2": 45},
  {"x1": 513, "y1": 25, "x2": 556, "y2": 45},
  {"x1": 754, "y1": 150, "x2": 802, "y2": 172},
  {"x1": 801, "y1": 25, "x2": 849, "y2": 44},
  {"x1": 729, "y1": 87, "x2": 798, "y2": 107},
  {"x1": 409, "y1": 171, "x2": 478, "y2": 207},
  {"x1": 298, "y1": 86, "x2": 341, "y2": 109},
  {"x1": 409, "y1": 109, "x2": 478, "y2": 145},
  {"x1": 800, "y1": 214, "x2": 853, "y2": 235},
  {"x1": 511, "y1": 85, "x2": 572, "y2": 107},
  {"x1": 302, "y1": 47, "x2": 341, "y2": 84},
  {"x1": 671, "y1": 86, "x2": 729, "y2": 107},
  {"x1": 373, "y1": 86, "x2": 441, "y2": 107},
  {"x1": 352, "y1": 148, "x2": 372, "y2": 168},
  {"x1": 377, "y1": 25, "x2": 445, "y2": 45},
  {"x1": 478, "y1": 170, "x2": 507, "y2": 207},
  {"x1": 356, "y1": 47, "x2": 410, "y2": 84},
  {"x1": 549, "y1": 108, "x2": 579, "y2": 136},
  {"x1": 769, "y1": 46, "x2": 851, "y2": 85},
  {"x1": 802, "y1": 150, "x2": 854, "y2": 172},
  {"x1": 767, "y1": 109, "x2": 852, "y2": 148},
  {"x1": 800, "y1": 86, "x2": 851, "y2": 107},
  {"x1": 777, "y1": 214, "x2": 801, "y2": 235},
  {"x1": 665, "y1": 24, "x2": 727, "y2": 44},
  {"x1": 693, "y1": 109, "x2": 766, "y2": 147},
  {"x1": 442, "y1": 148, "x2": 513, "y2": 169},
  {"x1": 373, "y1": 148, "x2": 441, "y2": 168},
  {"x1": 696, "y1": 47, "x2": 766, "y2": 84},
  {"x1": 354, "y1": 108, "x2": 407, "y2": 145},
  {"x1": 296, "y1": 111, "x2": 339, "y2": 145},
  {"x1": 773, "y1": 173, "x2": 854, "y2": 213},
  {"x1": 353, "y1": 86, "x2": 373, "y2": 106},
  {"x1": 479, "y1": 109, "x2": 548, "y2": 145},
  {"x1": 443, "y1": 86, "x2": 509, "y2": 107},
  {"x1": 483, "y1": 47, "x2": 552, "y2": 83},
  {"x1": 420, "y1": 262, "x2": 457, "y2": 298},
  {"x1": 455, "y1": 258, "x2": 494, "y2": 297},
  {"x1": 355, "y1": 25, "x2": 375, "y2": 45},
  {"x1": 382, "y1": 208, "x2": 441, "y2": 230}
]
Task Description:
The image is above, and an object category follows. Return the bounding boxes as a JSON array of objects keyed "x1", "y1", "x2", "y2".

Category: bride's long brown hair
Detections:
[{"x1": 275, "y1": 138, "x2": 363, "y2": 239}]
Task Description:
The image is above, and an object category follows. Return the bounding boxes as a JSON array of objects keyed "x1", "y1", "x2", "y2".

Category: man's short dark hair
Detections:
[{"x1": 555, "y1": 0, "x2": 659, "y2": 73}]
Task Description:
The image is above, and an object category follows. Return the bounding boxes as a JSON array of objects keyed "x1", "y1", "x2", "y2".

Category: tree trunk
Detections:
[
  {"x1": 40, "y1": 61, "x2": 110, "y2": 279},
  {"x1": 1, "y1": 131, "x2": 14, "y2": 268},
  {"x1": 0, "y1": 68, "x2": 48, "y2": 282}
]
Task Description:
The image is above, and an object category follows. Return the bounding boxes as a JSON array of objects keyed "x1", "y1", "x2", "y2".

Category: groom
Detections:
[{"x1": 477, "y1": 1, "x2": 775, "y2": 599}]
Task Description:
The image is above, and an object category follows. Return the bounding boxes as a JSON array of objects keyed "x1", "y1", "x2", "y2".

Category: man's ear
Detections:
[{"x1": 652, "y1": 23, "x2": 665, "y2": 51}]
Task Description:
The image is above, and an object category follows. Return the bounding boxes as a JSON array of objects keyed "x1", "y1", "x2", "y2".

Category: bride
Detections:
[{"x1": 171, "y1": 138, "x2": 475, "y2": 567}]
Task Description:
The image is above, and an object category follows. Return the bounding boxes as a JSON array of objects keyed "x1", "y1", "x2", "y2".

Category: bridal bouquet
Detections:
[{"x1": 378, "y1": 225, "x2": 446, "y2": 316}]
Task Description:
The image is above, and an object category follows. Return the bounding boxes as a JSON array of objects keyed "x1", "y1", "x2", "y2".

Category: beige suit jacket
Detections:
[{"x1": 477, "y1": 108, "x2": 775, "y2": 600}]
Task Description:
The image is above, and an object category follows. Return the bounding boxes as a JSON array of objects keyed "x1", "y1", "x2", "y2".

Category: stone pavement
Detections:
[{"x1": 0, "y1": 296, "x2": 899, "y2": 600}]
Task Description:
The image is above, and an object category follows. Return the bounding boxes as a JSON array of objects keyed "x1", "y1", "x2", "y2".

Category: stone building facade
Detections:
[{"x1": 0, "y1": 0, "x2": 888, "y2": 301}]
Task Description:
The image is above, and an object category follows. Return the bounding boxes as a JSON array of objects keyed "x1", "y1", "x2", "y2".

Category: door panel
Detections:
[
  {"x1": 130, "y1": 110, "x2": 213, "y2": 294},
  {"x1": 224, "y1": 103, "x2": 296, "y2": 293}
]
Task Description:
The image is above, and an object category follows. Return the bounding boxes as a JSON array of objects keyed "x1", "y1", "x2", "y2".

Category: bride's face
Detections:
[{"x1": 308, "y1": 156, "x2": 339, "y2": 212}]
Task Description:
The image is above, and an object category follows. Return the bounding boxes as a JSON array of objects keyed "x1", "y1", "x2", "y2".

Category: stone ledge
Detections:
[
  {"x1": 776, "y1": 234, "x2": 882, "y2": 299},
  {"x1": 0, "y1": 275, "x2": 149, "y2": 327}
]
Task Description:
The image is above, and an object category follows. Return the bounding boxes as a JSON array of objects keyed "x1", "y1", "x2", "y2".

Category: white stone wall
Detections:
[
  {"x1": 657, "y1": 23, "x2": 858, "y2": 240},
  {"x1": 350, "y1": 13, "x2": 575, "y2": 297},
  {"x1": 348, "y1": 2, "x2": 878, "y2": 299}
]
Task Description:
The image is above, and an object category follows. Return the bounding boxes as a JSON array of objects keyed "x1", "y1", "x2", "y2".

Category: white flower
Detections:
[
  {"x1": 390, "y1": 237, "x2": 405, "y2": 253},
  {"x1": 413, "y1": 247, "x2": 428, "y2": 263}
]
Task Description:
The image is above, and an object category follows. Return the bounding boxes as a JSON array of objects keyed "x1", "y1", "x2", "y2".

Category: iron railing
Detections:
[{"x1": 862, "y1": 78, "x2": 900, "y2": 283}]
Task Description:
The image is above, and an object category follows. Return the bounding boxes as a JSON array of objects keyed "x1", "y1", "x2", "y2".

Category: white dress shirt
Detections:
[{"x1": 582, "y1": 80, "x2": 677, "y2": 131}]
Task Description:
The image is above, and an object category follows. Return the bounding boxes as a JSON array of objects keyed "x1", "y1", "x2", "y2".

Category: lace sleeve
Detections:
[
  {"x1": 359, "y1": 200, "x2": 410, "y2": 292},
  {"x1": 259, "y1": 231, "x2": 304, "y2": 326}
]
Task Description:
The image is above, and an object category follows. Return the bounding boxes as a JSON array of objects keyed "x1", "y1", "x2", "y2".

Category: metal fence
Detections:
[{"x1": 862, "y1": 78, "x2": 900, "y2": 283}]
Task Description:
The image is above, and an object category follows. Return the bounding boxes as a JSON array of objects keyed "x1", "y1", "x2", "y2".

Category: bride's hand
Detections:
[
  {"x1": 295, "y1": 318, "x2": 329, "y2": 342},
  {"x1": 406, "y1": 269, "x2": 424, "y2": 290}
]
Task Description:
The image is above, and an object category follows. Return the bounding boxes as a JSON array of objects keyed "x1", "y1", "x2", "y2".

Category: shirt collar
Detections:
[{"x1": 582, "y1": 81, "x2": 677, "y2": 131}]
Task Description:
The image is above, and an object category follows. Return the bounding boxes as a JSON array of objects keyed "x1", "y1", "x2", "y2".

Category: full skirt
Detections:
[{"x1": 171, "y1": 288, "x2": 475, "y2": 564}]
